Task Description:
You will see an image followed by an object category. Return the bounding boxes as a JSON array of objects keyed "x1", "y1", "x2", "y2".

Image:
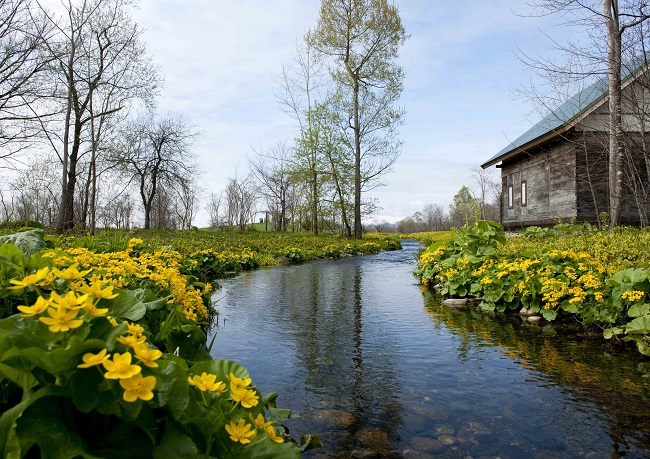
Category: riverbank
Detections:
[{"x1": 414, "y1": 221, "x2": 650, "y2": 357}]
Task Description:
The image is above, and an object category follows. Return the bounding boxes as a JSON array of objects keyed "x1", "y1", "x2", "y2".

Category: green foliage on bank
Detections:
[
  {"x1": 0, "y1": 231, "x2": 326, "y2": 458},
  {"x1": 416, "y1": 221, "x2": 650, "y2": 356}
]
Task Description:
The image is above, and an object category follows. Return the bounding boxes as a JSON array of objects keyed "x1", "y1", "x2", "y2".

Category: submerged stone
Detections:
[
  {"x1": 411, "y1": 437, "x2": 445, "y2": 452},
  {"x1": 313, "y1": 409, "x2": 358, "y2": 428},
  {"x1": 354, "y1": 428, "x2": 395, "y2": 450}
]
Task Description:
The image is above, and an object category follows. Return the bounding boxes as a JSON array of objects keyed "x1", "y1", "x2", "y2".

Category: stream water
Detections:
[{"x1": 208, "y1": 240, "x2": 650, "y2": 458}]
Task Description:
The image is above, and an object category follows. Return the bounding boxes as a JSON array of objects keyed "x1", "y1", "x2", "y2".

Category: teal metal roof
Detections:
[{"x1": 482, "y1": 61, "x2": 647, "y2": 169}]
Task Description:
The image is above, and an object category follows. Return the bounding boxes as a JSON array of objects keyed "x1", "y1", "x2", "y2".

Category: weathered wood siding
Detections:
[{"x1": 500, "y1": 139, "x2": 577, "y2": 228}]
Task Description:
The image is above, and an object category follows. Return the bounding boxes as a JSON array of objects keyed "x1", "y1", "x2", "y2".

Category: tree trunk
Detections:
[
  {"x1": 353, "y1": 80, "x2": 362, "y2": 239},
  {"x1": 606, "y1": 0, "x2": 624, "y2": 229}
]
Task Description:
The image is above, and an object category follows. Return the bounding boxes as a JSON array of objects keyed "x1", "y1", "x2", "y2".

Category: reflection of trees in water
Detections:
[
  {"x1": 421, "y1": 290, "x2": 650, "y2": 454},
  {"x1": 271, "y1": 260, "x2": 404, "y2": 450}
]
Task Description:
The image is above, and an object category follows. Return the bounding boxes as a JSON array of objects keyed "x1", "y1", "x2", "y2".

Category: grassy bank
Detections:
[{"x1": 415, "y1": 222, "x2": 650, "y2": 356}]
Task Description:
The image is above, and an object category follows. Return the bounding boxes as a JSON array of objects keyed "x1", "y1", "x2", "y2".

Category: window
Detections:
[
  {"x1": 521, "y1": 181, "x2": 527, "y2": 207},
  {"x1": 508, "y1": 185, "x2": 513, "y2": 208}
]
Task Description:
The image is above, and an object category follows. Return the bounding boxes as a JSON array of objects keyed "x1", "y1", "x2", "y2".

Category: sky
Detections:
[{"x1": 129, "y1": 0, "x2": 578, "y2": 226}]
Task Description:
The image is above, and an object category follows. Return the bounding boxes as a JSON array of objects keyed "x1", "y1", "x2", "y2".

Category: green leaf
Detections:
[
  {"x1": 109, "y1": 289, "x2": 148, "y2": 321},
  {"x1": 299, "y1": 434, "x2": 323, "y2": 453},
  {"x1": 15, "y1": 335, "x2": 104, "y2": 377},
  {"x1": 603, "y1": 327, "x2": 623, "y2": 339},
  {"x1": 189, "y1": 358, "x2": 249, "y2": 383},
  {"x1": 130, "y1": 288, "x2": 168, "y2": 311},
  {"x1": 0, "y1": 362, "x2": 37, "y2": 392},
  {"x1": 0, "y1": 385, "x2": 65, "y2": 459},
  {"x1": 624, "y1": 315, "x2": 650, "y2": 334},
  {"x1": 541, "y1": 309, "x2": 557, "y2": 321},
  {"x1": 628, "y1": 303, "x2": 650, "y2": 318},
  {"x1": 268, "y1": 406, "x2": 291, "y2": 422},
  {"x1": 15, "y1": 396, "x2": 100, "y2": 459},
  {"x1": 560, "y1": 301, "x2": 579, "y2": 314},
  {"x1": 70, "y1": 368, "x2": 104, "y2": 413},
  {"x1": 153, "y1": 422, "x2": 199, "y2": 459},
  {"x1": 156, "y1": 357, "x2": 190, "y2": 418},
  {"x1": 0, "y1": 230, "x2": 48, "y2": 258}
]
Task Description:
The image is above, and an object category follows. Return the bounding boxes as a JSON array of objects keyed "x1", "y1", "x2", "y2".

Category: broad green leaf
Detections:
[
  {"x1": 541, "y1": 309, "x2": 557, "y2": 321},
  {"x1": 627, "y1": 303, "x2": 650, "y2": 318},
  {"x1": 0, "y1": 385, "x2": 65, "y2": 459},
  {"x1": 190, "y1": 358, "x2": 249, "y2": 383},
  {"x1": 0, "y1": 362, "x2": 37, "y2": 391},
  {"x1": 156, "y1": 357, "x2": 190, "y2": 418},
  {"x1": 603, "y1": 327, "x2": 623, "y2": 339},
  {"x1": 153, "y1": 422, "x2": 199, "y2": 459},
  {"x1": 299, "y1": 434, "x2": 323, "y2": 453},
  {"x1": 624, "y1": 315, "x2": 650, "y2": 334},
  {"x1": 0, "y1": 230, "x2": 48, "y2": 258},
  {"x1": 109, "y1": 289, "x2": 147, "y2": 321},
  {"x1": 70, "y1": 368, "x2": 104, "y2": 413},
  {"x1": 15, "y1": 395, "x2": 100, "y2": 459}
]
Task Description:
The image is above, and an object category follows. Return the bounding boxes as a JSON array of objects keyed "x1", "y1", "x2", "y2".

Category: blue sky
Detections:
[{"x1": 131, "y1": 0, "x2": 578, "y2": 225}]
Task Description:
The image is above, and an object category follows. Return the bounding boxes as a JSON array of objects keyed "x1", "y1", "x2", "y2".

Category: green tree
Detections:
[
  {"x1": 313, "y1": 0, "x2": 407, "y2": 238},
  {"x1": 450, "y1": 186, "x2": 480, "y2": 228}
]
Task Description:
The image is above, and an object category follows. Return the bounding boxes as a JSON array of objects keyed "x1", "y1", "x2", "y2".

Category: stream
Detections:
[{"x1": 208, "y1": 239, "x2": 650, "y2": 458}]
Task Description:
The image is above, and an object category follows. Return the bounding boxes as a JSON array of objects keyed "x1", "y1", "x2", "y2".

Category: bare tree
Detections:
[
  {"x1": 249, "y1": 141, "x2": 294, "y2": 231},
  {"x1": 171, "y1": 178, "x2": 201, "y2": 230},
  {"x1": 522, "y1": 0, "x2": 650, "y2": 228},
  {"x1": 116, "y1": 113, "x2": 198, "y2": 229},
  {"x1": 277, "y1": 32, "x2": 327, "y2": 233},
  {"x1": 8, "y1": 155, "x2": 59, "y2": 225},
  {"x1": 421, "y1": 203, "x2": 448, "y2": 231},
  {"x1": 471, "y1": 166, "x2": 499, "y2": 220},
  {"x1": 0, "y1": 0, "x2": 52, "y2": 161},
  {"x1": 206, "y1": 191, "x2": 223, "y2": 228},
  {"x1": 225, "y1": 174, "x2": 257, "y2": 231},
  {"x1": 34, "y1": 0, "x2": 158, "y2": 232}
]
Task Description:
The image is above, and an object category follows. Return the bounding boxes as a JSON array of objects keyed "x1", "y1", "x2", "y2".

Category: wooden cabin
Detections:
[{"x1": 481, "y1": 64, "x2": 650, "y2": 229}]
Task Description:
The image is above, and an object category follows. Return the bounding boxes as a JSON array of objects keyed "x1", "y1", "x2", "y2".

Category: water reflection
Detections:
[
  {"x1": 209, "y1": 240, "x2": 650, "y2": 458},
  {"x1": 421, "y1": 290, "x2": 650, "y2": 455}
]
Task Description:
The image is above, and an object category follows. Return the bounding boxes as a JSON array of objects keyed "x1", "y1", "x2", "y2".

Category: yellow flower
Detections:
[
  {"x1": 107, "y1": 316, "x2": 119, "y2": 326},
  {"x1": 594, "y1": 292, "x2": 604, "y2": 302},
  {"x1": 51, "y1": 264, "x2": 92, "y2": 281},
  {"x1": 82, "y1": 300, "x2": 109, "y2": 317},
  {"x1": 117, "y1": 334, "x2": 147, "y2": 347},
  {"x1": 77, "y1": 349, "x2": 110, "y2": 368},
  {"x1": 39, "y1": 307, "x2": 84, "y2": 332},
  {"x1": 133, "y1": 344, "x2": 163, "y2": 368},
  {"x1": 8, "y1": 267, "x2": 49, "y2": 289},
  {"x1": 621, "y1": 290, "x2": 645, "y2": 302},
  {"x1": 187, "y1": 372, "x2": 227, "y2": 393},
  {"x1": 17, "y1": 296, "x2": 50, "y2": 317},
  {"x1": 49, "y1": 291, "x2": 89, "y2": 310},
  {"x1": 225, "y1": 419, "x2": 257, "y2": 444},
  {"x1": 128, "y1": 238, "x2": 144, "y2": 248},
  {"x1": 249, "y1": 413, "x2": 272, "y2": 430},
  {"x1": 227, "y1": 373, "x2": 252, "y2": 388},
  {"x1": 126, "y1": 322, "x2": 145, "y2": 336},
  {"x1": 102, "y1": 352, "x2": 142, "y2": 379},
  {"x1": 265, "y1": 426, "x2": 284, "y2": 444},
  {"x1": 231, "y1": 385, "x2": 259, "y2": 408},
  {"x1": 119, "y1": 373, "x2": 156, "y2": 402},
  {"x1": 79, "y1": 282, "x2": 119, "y2": 300}
]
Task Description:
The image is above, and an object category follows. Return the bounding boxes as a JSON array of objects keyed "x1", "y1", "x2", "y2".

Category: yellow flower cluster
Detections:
[
  {"x1": 621, "y1": 290, "x2": 646, "y2": 302},
  {"x1": 13, "y1": 265, "x2": 121, "y2": 332},
  {"x1": 58, "y1": 242, "x2": 208, "y2": 321},
  {"x1": 77, "y1": 320, "x2": 162, "y2": 402},
  {"x1": 184, "y1": 370, "x2": 283, "y2": 446}
]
